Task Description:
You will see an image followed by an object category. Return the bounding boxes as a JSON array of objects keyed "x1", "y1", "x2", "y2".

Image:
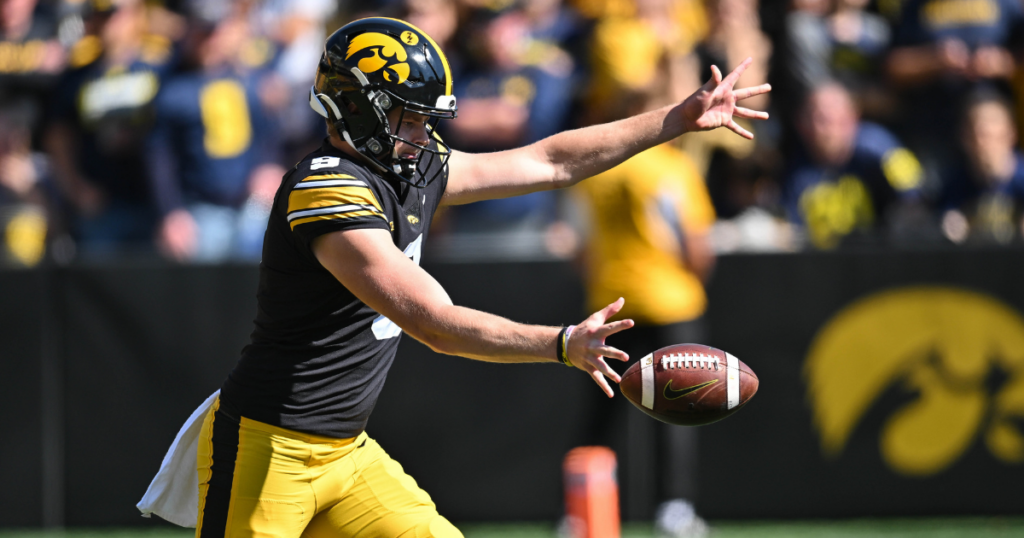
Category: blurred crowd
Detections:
[{"x1": 3, "y1": 0, "x2": 1024, "y2": 266}]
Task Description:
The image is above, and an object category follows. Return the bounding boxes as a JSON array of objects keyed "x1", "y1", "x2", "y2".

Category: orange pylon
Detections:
[{"x1": 563, "y1": 447, "x2": 620, "y2": 538}]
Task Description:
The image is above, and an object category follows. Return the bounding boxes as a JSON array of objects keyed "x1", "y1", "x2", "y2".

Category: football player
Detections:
[{"x1": 195, "y1": 17, "x2": 769, "y2": 538}]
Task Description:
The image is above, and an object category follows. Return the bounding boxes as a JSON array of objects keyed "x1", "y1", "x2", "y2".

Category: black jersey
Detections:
[{"x1": 220, "y1": 138, "x2": 448, "y2": 438}]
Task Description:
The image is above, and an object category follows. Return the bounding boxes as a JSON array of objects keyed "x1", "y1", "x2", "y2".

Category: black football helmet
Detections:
[{"x1": 310, "y1": 18, "x2": 457, "y2": 187}]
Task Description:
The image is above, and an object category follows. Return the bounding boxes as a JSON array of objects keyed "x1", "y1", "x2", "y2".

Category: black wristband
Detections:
[{"x1": 556, "y1": 326, "x2": 573, "y2": 367}]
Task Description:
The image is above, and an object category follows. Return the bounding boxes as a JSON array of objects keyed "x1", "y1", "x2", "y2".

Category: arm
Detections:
[
  {"x1": 43, "y1": 122, "x2": 105, "y2": 216},
  {"x1": 312, "y1": 227, "x2": 635, "y2": 396},
  {"x1": 441, "y1": 59, "x2": 770, "y2": 206},
  {"x1": 886, "y1": 40, "x2": 969, "y2": 88},
  {"x1": 146, "y1": 99, "x2": 198, "y2": 261},
  {"x1": 146, "y1": 116, "x2": 183, "y2": 217},
  {"x1": 658, "y1": 179, "x2": 716, "y2": 281},
  {"x1": 684, "y1": 232, "x2": 715, "y2": 282}
]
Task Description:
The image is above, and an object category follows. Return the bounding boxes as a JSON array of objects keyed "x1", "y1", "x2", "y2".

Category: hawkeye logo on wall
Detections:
[
  {"x1": 804, "y1": 287, "x2": 1024, "y2": 476},
  {"x1": 346, "y1": 32, "x2": 412, "y2": 84}
]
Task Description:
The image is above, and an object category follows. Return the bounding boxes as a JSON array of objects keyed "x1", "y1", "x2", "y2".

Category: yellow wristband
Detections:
[{"x1": 559, "y1": 325, "x2": 576, "y2": 367}]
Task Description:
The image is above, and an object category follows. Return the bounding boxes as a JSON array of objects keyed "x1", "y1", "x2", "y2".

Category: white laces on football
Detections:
[{"x1": 662, "y1": 353, "x2": 720, "y2": 371}]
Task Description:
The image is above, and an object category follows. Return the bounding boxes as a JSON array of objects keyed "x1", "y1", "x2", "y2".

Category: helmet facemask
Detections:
[{"x1": 375, "y1": 88, "x2": 456, "y2": 189}]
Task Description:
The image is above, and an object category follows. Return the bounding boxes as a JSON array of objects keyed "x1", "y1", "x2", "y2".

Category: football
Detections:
[{"x1": 619, "y1": 344, "x2": 758, "y2": 426}]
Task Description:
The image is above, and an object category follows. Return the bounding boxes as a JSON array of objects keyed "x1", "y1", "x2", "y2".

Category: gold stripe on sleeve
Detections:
[
  {"x1": 287, "y1": 186, "x2": 383, "y2": 214},
  {"x1": 299, "y1": 173, "x2": 358, "y2": 182}
]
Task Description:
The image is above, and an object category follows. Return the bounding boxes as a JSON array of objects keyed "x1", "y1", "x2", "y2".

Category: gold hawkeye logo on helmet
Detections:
[{"x1": 346, "y1": 32, "x2": 411, "y2": 84}]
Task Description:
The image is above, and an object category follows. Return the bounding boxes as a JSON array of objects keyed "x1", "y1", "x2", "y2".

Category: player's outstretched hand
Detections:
[
  {"x1": 567, "y1": 297, "x2": 635, "y2": 398},
  {"x1": 680, "y1": 57, "x2": 771, "y2": 140}
]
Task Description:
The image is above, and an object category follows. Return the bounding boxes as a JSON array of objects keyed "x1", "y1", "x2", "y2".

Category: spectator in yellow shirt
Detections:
[{"x1": 576, "y1": 145, "x2": 715, "y2": 326}]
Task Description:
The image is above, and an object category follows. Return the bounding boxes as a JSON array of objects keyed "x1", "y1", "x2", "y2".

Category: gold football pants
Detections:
[{"x1": 195, "y1": 398, "x2": 462, "y2": 538}]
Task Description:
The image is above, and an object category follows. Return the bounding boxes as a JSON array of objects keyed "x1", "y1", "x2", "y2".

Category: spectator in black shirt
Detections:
[{"x1": 44, "y1": 0, "x2": 173, "y2": 255}]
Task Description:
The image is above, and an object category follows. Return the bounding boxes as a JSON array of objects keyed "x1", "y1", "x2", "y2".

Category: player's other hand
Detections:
[
  {"x1": 567, "y1": 297, "x2": 634, "y2": 398},
  {"x1": 680, "y1": 57, "x2": 771, "y2": 140},
  {"x1": 158, "y1": 208, "x2": 198, "y2": 262}
]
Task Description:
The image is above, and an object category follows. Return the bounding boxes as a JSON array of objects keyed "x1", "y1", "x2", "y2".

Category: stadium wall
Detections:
[
  {"x1": 699, "y1": 249, "x2": 1024, "y2": 518},
  {"x1": 1, "y1": 250, "x2": 1021, "y2": 527}
]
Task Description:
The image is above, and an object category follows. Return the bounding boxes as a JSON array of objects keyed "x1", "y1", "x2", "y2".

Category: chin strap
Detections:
[
  {"x1": 311, "y1": 86, "x2": 363, "y2": 156},
  {"x1": 341, "y1": 128, "x2": 361, "y2": 156},
  {"x1": 309, "y1": 86, "x2": 341, "y2": 120}
]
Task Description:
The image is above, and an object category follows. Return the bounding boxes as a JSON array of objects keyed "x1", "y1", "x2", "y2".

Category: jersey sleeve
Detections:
[{"x1": 286, "y1": 167, "x2": 391, "y2": 245}]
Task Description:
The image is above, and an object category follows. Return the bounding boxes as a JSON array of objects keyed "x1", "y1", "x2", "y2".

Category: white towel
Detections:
[{"x1": 137, "y1": 390, "x2": 219, "y2": 528}]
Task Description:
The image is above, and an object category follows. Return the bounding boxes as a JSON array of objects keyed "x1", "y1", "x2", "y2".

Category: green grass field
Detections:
[{"x1": 2, "y1": 519, "x2": 1023, "y2": 538}]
